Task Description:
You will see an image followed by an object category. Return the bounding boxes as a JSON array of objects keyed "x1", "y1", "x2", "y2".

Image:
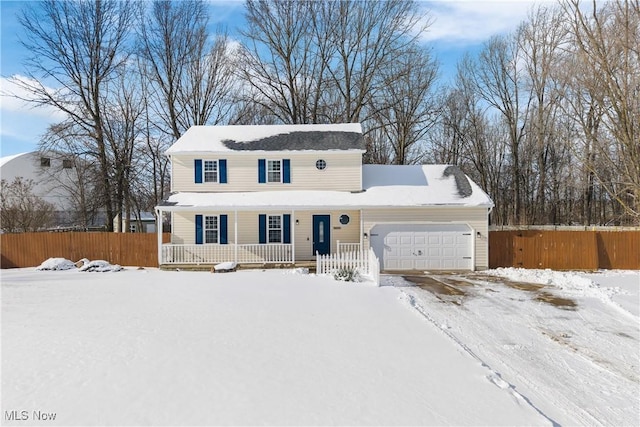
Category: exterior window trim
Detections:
[
  {"x1": 267, "y1": 159, "x2": 282, "y2": 183},
  {"x1": 203, "y1": 160, "x2": 219, "y2": 183},
  {"x1": 204, "y1": 215, "x2": 219, "y2": 244},
  {"x1": 268, "y1": 214, "x2": 282, "y2": 243}
]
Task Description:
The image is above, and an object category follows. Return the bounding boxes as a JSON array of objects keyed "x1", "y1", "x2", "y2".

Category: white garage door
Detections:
[{"x1": 370, "y1": 224, "x2": 473, "y2": 270}]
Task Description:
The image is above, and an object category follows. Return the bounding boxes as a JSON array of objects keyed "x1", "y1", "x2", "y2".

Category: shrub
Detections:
[{"x1": 333, "y1": 267, "x2": 360, "y2": 282}]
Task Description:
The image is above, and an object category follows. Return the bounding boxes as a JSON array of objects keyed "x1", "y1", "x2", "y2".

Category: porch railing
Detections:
[
  {"x1": 161, "y1": 243, "x2": 293, "y2": 265},
  {"x1": 336, "y1": 241, "x2": 361, "y2": 253}
]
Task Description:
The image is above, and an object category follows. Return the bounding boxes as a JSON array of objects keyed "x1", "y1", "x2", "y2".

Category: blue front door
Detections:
[{"x1": 313, "y1": 215, "x2": 331, "y2": 255}]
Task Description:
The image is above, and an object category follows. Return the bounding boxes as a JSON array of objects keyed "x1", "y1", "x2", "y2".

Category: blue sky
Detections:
[{"x1": 0, "y1": 0, "x2": 539, "y2": 158}]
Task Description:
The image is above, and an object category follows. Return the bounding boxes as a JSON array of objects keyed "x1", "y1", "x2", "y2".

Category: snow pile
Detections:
[
  {"x1": 78, "y1": 259, "x2": 122, "y2": 272},
  {"x1": 35, "y1": 257, "x2": 76, "y2": 271},
  {"x1": 486, "y1": 268, "x2": 623, "y2": 307},
  {"x1": 36, "y1": 257, "x2": 122, "y2": 272},
  {"x1": 213, "y1": 261, "x2": 237, "y2": 272}
]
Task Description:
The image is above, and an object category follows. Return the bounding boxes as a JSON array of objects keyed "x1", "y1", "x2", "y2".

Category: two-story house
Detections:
[{"x1": 155, "y1": 123, "x2": 494, "y2": 270}]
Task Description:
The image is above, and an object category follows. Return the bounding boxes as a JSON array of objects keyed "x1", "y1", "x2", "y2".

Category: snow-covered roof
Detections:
[
  {"x1": 158, "y1": 164, "x2": 494, "y2": 211},
  {"x1": 0, "y1": 152, "x2": 30, "y2": 168},
  {"x1": 165, "y1": 123, "x2": 364, "y2": 154}
]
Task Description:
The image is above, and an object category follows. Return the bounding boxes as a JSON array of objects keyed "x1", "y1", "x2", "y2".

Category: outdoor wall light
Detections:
[{"x1": 363, "y1": 232, "x2": 368, "y2": 239}]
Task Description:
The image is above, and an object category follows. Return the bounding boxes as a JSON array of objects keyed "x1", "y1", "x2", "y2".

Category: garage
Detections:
[{"x1": 370, "y1": 224, "x2": 473, "y2": 271}]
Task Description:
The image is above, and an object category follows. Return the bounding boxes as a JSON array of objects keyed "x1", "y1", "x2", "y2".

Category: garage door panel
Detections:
[
  {"x1": 442, "y1": 247, "x2": 455, "y2": 257},
  {"x1": 372, "y1": 224, "x2": 473, "y2": 271}
]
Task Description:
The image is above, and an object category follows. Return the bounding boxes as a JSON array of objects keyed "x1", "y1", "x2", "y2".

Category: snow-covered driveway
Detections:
[{"x1": 388, "y1": 269, "x2": 640, "y2": 427}]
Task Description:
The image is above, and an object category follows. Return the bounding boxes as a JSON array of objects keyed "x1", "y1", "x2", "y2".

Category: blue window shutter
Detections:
[
  {"x1": 220, "y1": 214, "x2": 228, "y2": 244},
  {"x1": 219, "y1": 159, "x2": 227, "y2": 184},
  {"x1": 195, "y1": 214, "x2": 203, "y2": 244},
  {"x1": 283, "y1": 159, "x2": 291, "y2": 183},
  {"x1": 283, "y1": 214, "x2": 291, "y2": 244},
  {"x1": 194, "y1": 159, "x2": 203, "y2": 183},
  {"x1": 258, "y1": 159, "x2": 266, "y2": 183},
  {"x1": 259, "y1": 214, "x2": 267, "y2": 244}
]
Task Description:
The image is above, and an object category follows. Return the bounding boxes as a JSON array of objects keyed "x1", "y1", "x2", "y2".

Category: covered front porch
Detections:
[{"x1": 155, "y1": 207, "x2": 362, "y2": 266}]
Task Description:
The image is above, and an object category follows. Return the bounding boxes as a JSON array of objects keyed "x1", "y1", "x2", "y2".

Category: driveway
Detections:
[{"x1": 384, "y1": 270, "x2": 640, "y2": 427}]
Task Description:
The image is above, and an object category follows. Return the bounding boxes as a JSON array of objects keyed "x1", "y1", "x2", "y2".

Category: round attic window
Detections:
[
  {"x1": 316, "y1": 159, "x2": 327, "y2": 170},
  {"x1": 339, "y1": 214, "x2": 350, "y2": 225}
]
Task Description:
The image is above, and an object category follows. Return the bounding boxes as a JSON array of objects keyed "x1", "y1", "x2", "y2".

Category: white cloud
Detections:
[
  {"x1": 0, "y1": 75, "x2": 66, "y2": 120},
  {"x1": 0, "y1": 76, "x2": 66, "y2": 155},
  {"x1": 421, "y1": 0, "x2": 547, "y2": 44}
]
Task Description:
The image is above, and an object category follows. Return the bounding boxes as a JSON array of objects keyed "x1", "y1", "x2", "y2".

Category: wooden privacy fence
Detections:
[
  {"x1": 489, "y1": 230, "x2": 640, "y2": 270},
  {"x1": 2, "y1": 231, "x2": 638, "y2": 270},
  {"x1": 1, "y1": 232, "x2": 170, "y2": 269}
]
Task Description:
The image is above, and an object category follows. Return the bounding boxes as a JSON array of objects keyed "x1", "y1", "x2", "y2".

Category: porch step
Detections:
[{"x1": 159, "y1": 261, "x2": 317, "y2": 273}]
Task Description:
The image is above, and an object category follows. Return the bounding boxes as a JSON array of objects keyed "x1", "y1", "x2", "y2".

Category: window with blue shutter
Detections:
[
  {"x1": 195, "y1": 214, "x2": 203, "y2": 244},
  {"x1": 283, "y1": 214, "x2": 291, "y2": 243},
  {"x1": 219, "y1": 159, "x2": 227, "y2": 184},
  {"x1": 283, "y1": 159, "x2": 291, "y2": 183},
  {"x1": 220, "y1": 214, "x2": 228, "y2": 244},
  {"x1": 195, "y1": 159, "x2": 203, "y2": 183},
  {"x1": 258, "y1": 159, "x2": 266, "y2": 183},
  {"x1": 258, "y1": 214, "x2": 267, "y2": 243}
]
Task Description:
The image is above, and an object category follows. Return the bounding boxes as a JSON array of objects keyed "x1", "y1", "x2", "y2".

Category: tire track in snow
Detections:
[
  {"x1": 389, "y1": 272, "x2": 638, "y2": 427},
  {"x1": 395, "y1": 289, "x2": 561, "y2": 427}
]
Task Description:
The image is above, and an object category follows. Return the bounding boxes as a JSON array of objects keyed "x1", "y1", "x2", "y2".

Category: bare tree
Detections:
[
  {"x1": 519, "y1": 5, "x2": 571, "y2": 223},
  {"x1": 13, "y1": 0, "x2": 136, "y2": 231},
  {"x1": 367, "y1": 47, "x2": 438, "y2": 165},
  {"x1": 0, "y1": 178, "x2": 55, "y2": 232},
  {"x1": 138, "y1": 0, "x2": 236, "y2": 140},
  {"x1": 561, "y1": 0, "x2": 640, "y2": 223},
  {"x1": 463, "y1": 34, "x2": 533, "y2": 224}
]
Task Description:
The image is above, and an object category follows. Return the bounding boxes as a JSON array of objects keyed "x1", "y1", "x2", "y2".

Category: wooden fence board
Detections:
[
  {"x1": 1, "y1": 231, "x2": 637, "y2": 270},
  {"x1": 0, "y1": 232, "x2": 170, "y2": 268},
  {"x1": 489, "y1": 230, "x2": 639, "y2": 270}
]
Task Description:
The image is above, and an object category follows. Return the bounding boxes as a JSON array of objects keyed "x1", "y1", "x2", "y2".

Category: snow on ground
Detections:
[
  {"x1": 389, "y1": 268, "x2": 640, "y2": 427},
  {"x1": 2, "y1": 268, "x2": 548, "y2": 426}
]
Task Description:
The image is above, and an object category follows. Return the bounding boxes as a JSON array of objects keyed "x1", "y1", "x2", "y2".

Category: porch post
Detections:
[
  {"x1": 234, "y1": 210, "x2": 238, "y2": 262},
  {"x1": 291, "y1": 209, "x2": 295, "y2": 264},
  {"x1": 156, "y1": 208, "x2": 163, "y2": 266},
  {"x1": 360, "y1": 209, "x2": 364, "y2": 251}
]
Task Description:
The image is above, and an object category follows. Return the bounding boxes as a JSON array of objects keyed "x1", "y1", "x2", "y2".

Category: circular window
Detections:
[
  {"x1": 339, "y1": 214, "x2": 350, "y2": 225},
  {"x1": 316, "y1": 159, "x2": 327, "y2": 170}
]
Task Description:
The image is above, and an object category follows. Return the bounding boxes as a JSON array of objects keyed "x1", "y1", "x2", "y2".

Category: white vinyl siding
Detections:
[
  {"x1": 362, "y1": 207, "x2": 489, "y2": 270},
  {"x1": 171, "y1": 152, "x2": 362, "y2": 192},
  {"x1": 172, "y1": 212, "x2": 232, "y2": 244},
  {"x1": 170, "y1": 210, "x2": 361, "y2": 261}
]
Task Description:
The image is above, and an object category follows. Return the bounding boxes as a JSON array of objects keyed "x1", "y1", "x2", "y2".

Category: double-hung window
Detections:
[
  {"x1": 195, "y1": 159, "x2": 227, "y2": 184},
  {"x1": 268, "y1": 215, "x2": 282, "y2": 243},
  {"x1": 204, "y1": 215, "x2": 218, "y2": 243},
  {"x1": 267, "y1": 160, "x2": 281, "y2": 183},
  {"x1": 204, "y1": 160, "x2": 218, "y2": 183}
]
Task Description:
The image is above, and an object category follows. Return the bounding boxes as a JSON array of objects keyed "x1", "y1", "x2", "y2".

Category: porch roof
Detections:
[{"x1": 157, "y1": 165, "x2": 494, "y2": 211}]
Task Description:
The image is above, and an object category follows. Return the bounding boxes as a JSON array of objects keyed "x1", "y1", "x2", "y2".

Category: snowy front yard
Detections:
[{"x1": 1, "y1": 267, "x2": 638, "y2": 426}]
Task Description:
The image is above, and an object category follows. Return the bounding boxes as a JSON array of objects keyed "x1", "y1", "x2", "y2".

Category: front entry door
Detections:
[{"x1": 312, "y1": 215, "x2": 331, "y2": 255}]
